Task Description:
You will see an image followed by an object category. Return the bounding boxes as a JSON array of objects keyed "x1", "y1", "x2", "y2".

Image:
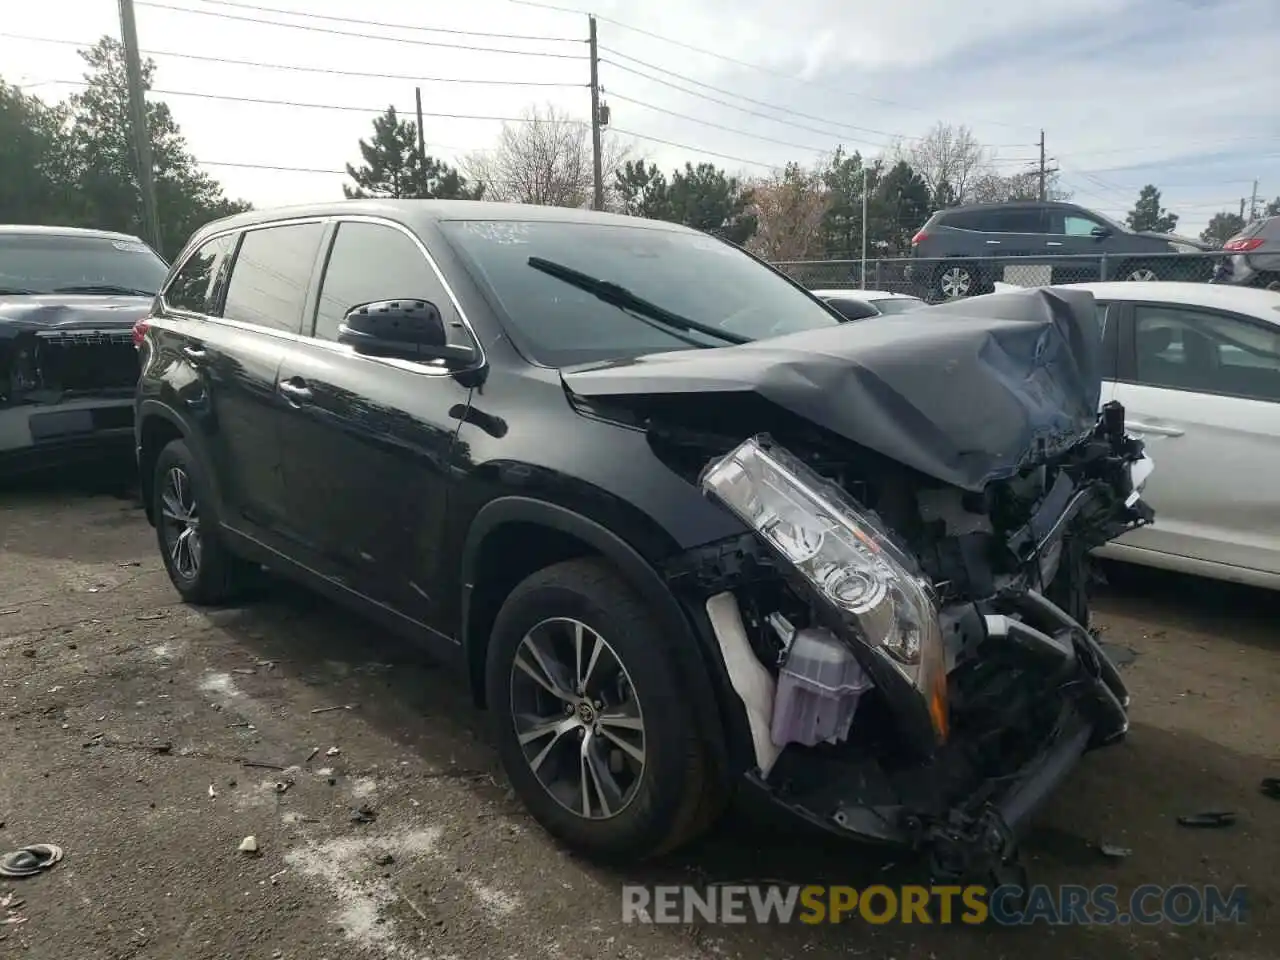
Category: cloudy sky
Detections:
[{"x1": 3, "y1": 0, "x2": 1278, "y2": 238}]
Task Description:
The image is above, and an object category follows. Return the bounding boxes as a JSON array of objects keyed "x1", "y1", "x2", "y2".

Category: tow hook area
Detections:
[{"x1": 916, "y1": 808, "x2": 1029, "y2": 903}]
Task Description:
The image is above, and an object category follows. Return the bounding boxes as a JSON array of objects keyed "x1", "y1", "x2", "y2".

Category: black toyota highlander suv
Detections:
[{"x1": 135, "y1": 200, "x2": 1152, "y2": 883}]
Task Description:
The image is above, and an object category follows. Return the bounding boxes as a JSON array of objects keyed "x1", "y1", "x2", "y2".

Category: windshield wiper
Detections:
[
  {"x1": 527, "y1": 256, "x2": 748, "y2": 346},
  {"x1": 0, "y1": 286, "x2": 36, "y2": 295},
  {"x1": 54, "y1": 283, "x2": 155, "y2": 297}
]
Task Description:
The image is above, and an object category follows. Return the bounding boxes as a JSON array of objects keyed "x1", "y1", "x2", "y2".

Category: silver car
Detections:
[{"x1": 1213, "y1": 215, "x2": 1280, "y2": 290}]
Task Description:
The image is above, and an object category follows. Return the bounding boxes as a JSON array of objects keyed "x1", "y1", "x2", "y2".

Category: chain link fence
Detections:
[{"x1": 774, "y1": 251, "x2": 1230, "y2": 302}]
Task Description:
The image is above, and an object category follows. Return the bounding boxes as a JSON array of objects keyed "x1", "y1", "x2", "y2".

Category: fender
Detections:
[
  {"x1": 460, "y1": 495, "x2": 741, "y2": 778},
  {"x1": 135, "y1": 398, "x2": 224, "y2": 525}
]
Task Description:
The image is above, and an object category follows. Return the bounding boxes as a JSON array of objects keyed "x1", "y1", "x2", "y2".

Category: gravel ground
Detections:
[{"x1": 0, "y1": 475, "x2": 1276, "y2": 959}]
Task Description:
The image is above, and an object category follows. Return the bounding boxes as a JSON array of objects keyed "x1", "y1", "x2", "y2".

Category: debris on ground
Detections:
[
  {"x1": 238, "y1": 836, "x2": 260, "y2": 855},
  {"x1": 208, "y1": 784, "x2": 217, "y2": 800},
  {"x1": 1098, "y1": 843, "x2": 1132, "y2": 859},
  {"x1": 0, "y1": 843, "x2": 64, "y2": 879},
  {"x1": 1261, "y1": 777, "x2": 1280, "y2": 800},
  {"x1": 310, "y1": 704, "x2": 358, "y2": 714},
  {"x1": 1, "y1": 890, "x2": 27, "y2": 926},
  {"x1": 350, "y1": 805, "x2": 377, "y2": 824},
  {"x1": 325, "y1": 746, "x2": 341, "y2": 756},
  {"x1": 1177, "y1": 811, "x2": 1236, "y2": 828},
  {"x1": 374, "y1": 852, "x2": 394, "y2": 866},
  {"x1": 305, "y1": 747, "x2": 319, "y2": 763}
]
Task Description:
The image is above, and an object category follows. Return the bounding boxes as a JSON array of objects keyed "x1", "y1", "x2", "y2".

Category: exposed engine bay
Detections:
[{"x1": 646, "y1": 401, "x2": 1151, "y2": 884}]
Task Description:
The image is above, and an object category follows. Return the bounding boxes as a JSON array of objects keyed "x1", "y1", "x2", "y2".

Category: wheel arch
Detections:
[
  {"x1": 459, "y1": 496, "x2": 732, "y2": 774},
  {"x1": 136, "y1": 400, "x2": 220, "y2": 526}
]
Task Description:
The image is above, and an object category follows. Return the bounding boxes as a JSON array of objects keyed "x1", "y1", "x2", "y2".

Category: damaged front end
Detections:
[{"x1": 666, "y1": 414, "x2": 1151, "y2": 884}]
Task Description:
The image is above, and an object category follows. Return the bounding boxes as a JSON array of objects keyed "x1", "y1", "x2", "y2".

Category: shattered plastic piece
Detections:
[
  {"x1": 1261, "y1": 778, "x2": 1280, "y2": 800},
  {"x1": 305, "y1": 747, "x2": 320, "y2": 762},
  {"x1": 326, "y1": 746, "x2": 341, "y2": 756},
  {"x1": 350, "y1": 805, "x2": 377, "y2": 824},
  {"x1": 208, "y1": 784, "x2": 217, "y2": 800},
  {"x1": 1099, "y1": 843, "x2": 1132, "y2": 859},
  {"x1": 374, "y1": 853, "x2": 394, "y2": 866},
  {"x1": 238, "y1": 836, "x2": 260, "y2": 855},
  {"x1": 0, "y1": 843, "x2": 64, "y2": 879},
  {"x1": 1177, "y1": 811, "x2": 1236, "y2": 828}
]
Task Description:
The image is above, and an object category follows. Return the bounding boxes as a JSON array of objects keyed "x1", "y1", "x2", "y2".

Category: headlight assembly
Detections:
[{"x1": 701, "y1": 436, "x2": 949, "y2": 745}]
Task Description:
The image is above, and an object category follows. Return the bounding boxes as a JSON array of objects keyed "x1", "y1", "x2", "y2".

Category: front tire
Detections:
[
  {"x1": 485, "y1": 558, "x2": 721, "y2": 862},
  {"x1": 152, "y1": 438, "x2": 251, "y2": 605},
  {"x1": 1116, "y1": 260, "x2": 1161, "y2": 282},
  {"x1": 934, "y1": 262, "x2": 978, "y2": 300}
]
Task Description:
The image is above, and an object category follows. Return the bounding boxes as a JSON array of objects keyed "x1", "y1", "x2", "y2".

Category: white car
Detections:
[
  {"x1": 810, "y1": 288, "x2": 925, "y2": 321},
  {"x1": 1063, "y1": 281, "x2": 1280, "y2": 589}
]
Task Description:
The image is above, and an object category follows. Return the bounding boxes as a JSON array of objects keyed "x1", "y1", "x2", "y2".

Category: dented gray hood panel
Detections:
[{"x1": 561, "y1": 286, "x2": 1104, "y2": 492}]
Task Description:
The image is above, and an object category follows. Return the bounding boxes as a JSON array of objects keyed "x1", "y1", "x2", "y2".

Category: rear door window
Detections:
[
  {"x1": 939, "y1": 210, "x2": 987, "y2": 232},
  {"x1": 985, "y1": 208, "x2": 1046, "y2": 234},
  {"x1": 1132, "y1": 305, "x2": 1280, "y2": 402},
  {"x1": 221, "y1": 222, "x2": 326, "y2": 334},
  {"x1": 164, "y1": 234, "x2": 236, "y2": 315}
]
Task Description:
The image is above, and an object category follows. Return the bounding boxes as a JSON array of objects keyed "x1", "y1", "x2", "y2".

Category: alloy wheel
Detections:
[
  {"x1": 1125, "y1": 268, "x2": 1159, "y2": 282},
  {"x1": 509, "y1": 617, "x2": 646, "y2": 820},
  {"x1": 939, "y1": 267, "x2": 972, "y2": 298},
  {"x1": 159, "y1": 466, "x2": 202, "y2": 581}
]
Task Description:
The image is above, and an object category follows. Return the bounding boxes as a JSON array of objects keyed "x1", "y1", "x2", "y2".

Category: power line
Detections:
[
  {"x1": 600, "y1": 52, "x2": 906, "y2": 146},
  {"x1": 134, "y1": 1, "x2": 589, "y2": 58},
  {"x1": 200, "y1": 159, "x2": 346, "y2": 173},
  {"x1": 42, "y1": 79, "x2": 591, "y2": 123},
  {"x1": 609, "y1": 128, "x2": 780, "y2": 171},
  {"x1": 605, "y1": 93, "x2": 837, "y2": 155},
  {"x1": 505, "y1": 0, "x2": 1031, "y2": 131},
  {"x1": 176, "y1": 0, "x2": 583, "y2": 42},
  {"x1": 0, "y1": 32, "x2": 585, "y2": 88}
]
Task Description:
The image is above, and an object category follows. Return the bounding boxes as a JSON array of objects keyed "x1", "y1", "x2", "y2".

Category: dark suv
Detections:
[
  {"x1": 135, "y1": 200, "x2": 1151, "y2": 880},
  {"x1": 910, "y1": 200, "x2": 1212, "y2": 300}
]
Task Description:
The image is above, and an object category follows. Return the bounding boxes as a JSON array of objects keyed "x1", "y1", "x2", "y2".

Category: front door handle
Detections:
[
  {"x1": 182, "y1": 344, "x2": 208, "y2": 362},
  {"x1": 1128, "y1": 420, "x2": 1184, "y2": 437},
  {"x1": 278, "y1": 378, "x2": 313, "y2": 403},
  {"x1": 1046, "y1": 241, "x2": 1064, "y2": 247}
]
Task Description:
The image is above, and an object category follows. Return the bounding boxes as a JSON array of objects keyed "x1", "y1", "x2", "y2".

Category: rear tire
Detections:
[
  {"x1": 152, "y1": 438, "x2": 253, "y2": 605},
  {"x1": 485, "y1": 557, "x2": 723, "y2": 862},
  {"x1": 1116, "y1": 260, "x2": 1162, "y2": 283}
]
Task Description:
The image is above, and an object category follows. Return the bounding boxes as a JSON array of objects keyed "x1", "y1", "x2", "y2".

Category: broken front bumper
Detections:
[{"x1": 704, "y1": 583, "x2": 1129, "y2": 881}]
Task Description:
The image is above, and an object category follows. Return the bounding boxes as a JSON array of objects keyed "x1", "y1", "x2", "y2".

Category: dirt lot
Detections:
[{"x1": 0, "y1": 476, "x2": 1276, "y2": 960}]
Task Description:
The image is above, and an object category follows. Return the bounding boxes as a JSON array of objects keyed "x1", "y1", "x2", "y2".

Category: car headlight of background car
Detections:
[{"x1": 701, "y1": 437, "x2": 949, "y2": 748}]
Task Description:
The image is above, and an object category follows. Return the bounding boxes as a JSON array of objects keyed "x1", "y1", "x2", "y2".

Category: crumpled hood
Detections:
[
  {"x1": 561, "y1": 286, "x2": 1104, "y2": 492},
  {"x1": 0, "y1": 294, "x2": 153, "y2": 338}
]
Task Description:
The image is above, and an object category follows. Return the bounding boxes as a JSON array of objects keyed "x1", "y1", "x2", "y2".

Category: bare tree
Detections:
[
  {"x1": 902, "y1": 122, "x2": 988, "y2": 204},
  {"x1": 463, "y1": 102, "x2": 629, "y2": 209},
  {"x1": 747, "y1": 162, "x2": 829, "y2": 261},
  {"x1": 969, "y1": 168, "x2": 1071, "y2": 203}
]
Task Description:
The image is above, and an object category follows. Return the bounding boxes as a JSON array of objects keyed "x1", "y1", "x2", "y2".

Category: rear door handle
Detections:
[
  {"x1": 182, "y1": 344, "x2": 208, "y2": 361},
  {"x1": 1046, "y1": 241, "x2": 1064, "y2": 247},
  {"x1": 1128, "y1": 420, "x2": 1184, "y2": 437},
  {"x1": 278, "y1": 378, "x2": 313, "y2": 403}
]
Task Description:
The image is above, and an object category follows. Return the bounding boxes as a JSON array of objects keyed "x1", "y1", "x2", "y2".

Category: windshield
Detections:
[
  {"x1": 438, "y1": 218, "x2": 840, "y2": 365},
  {"x1": 870, "y1": 297, "x2": 924, "y2": 315},
  {"x1": 0, "y1": 233, "x2": 169, "y2": 296}
]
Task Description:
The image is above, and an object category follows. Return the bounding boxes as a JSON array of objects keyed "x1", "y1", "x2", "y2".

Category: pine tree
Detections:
[{"x1": 344, "y1": 106, "x2": 482, "y2": 201}]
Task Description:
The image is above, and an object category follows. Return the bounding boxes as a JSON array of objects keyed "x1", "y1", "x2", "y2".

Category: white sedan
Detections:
[
  {"x1": 1064, "y1": 281, "x2": 1280, "y2": 589},
  {"x1": 810, "y1": 288, "x2": 925, "y2": 321}
]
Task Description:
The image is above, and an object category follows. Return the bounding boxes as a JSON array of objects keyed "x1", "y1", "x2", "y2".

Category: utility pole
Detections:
[
  {"x1": 414, "y1": 86, "x2": 426, "y2": 164},
  {"x1": 1249, "y1": 179, "x2": 1259, "y2": 221},
  {"x1": 1038, "y1": 130, "x2": 1047, "y2": 202},
  {"x1": 1240, "y1": 197, "x2": 1247, "y2": 220},
  {"x1": 860, "y1": 167, "x2": 871, "y2": 289},
  {"x1": 588, "y1": 15, "x2": 604, "y2": 211},
  {"x1": 118, "y1": 0, "x2": 161, "y2": 252}
]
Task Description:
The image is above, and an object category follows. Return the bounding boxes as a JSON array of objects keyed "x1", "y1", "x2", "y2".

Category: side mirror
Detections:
[
  {"x1": 337, "y1": 299, "x2": 475, "y2": 365},
  {"x1": 1090, "y1": 225, "x2": 1112, "y2": 239}
]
